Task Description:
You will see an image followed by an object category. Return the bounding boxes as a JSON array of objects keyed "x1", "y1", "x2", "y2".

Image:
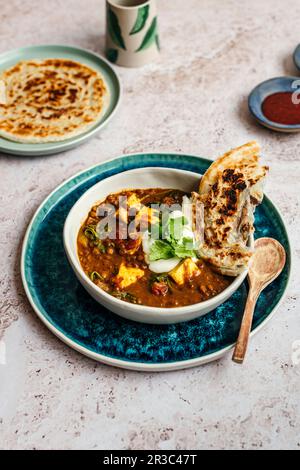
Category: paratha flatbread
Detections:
[
  {"x1": 0, "y1": 59, "x2": 109, "y2": 143},
  {"x1": 198, "y1": 141, "x2": 268, "y2": 276}
]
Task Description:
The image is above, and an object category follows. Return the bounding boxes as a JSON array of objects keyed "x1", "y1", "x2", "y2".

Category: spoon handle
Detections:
[{"x1": 232, "y1": 288, "x2": 258, "y2": 363}]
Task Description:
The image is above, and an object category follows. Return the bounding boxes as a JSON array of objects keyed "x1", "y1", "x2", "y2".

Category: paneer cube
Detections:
[
  {"x1": 114, "y1": 263, "x2": 144, "y2": 289},
  {"x1": 78, "y1": 231, "x2": 89, "y2": 248},
  {"x1": 169, "y1": 258, "x2": 200, "y2": 285},
  {"x1": 135, "y1": 206, "x2": 159, "y2": 226},
  {"x1": 127, "y1": 193, "x2": 142, "y2": 210},
  {"x1": 118, "y1": 194, "x2": 142, "y2": 223}
]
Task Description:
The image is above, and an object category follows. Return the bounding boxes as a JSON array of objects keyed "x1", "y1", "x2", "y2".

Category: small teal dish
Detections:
[
  {"x1": 293, "y1": 44, "x2": 300, "y2": 72},
  {"x1": 21, "y1": 153, "x2": 291, "y2": 371},
  {"x1": 248, "y1": 76, "x2": 300, "y2": 132},
  {"x1": 0, "y1": 45, "x2": 121, "y2": 156}
]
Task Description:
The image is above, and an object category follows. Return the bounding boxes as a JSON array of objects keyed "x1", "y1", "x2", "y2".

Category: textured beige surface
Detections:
[{"x1": 0, "y1": 0, "x2": 299, "y2": 450}]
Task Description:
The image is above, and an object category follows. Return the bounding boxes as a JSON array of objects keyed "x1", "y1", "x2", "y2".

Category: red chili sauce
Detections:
[{"x1": 262, "y1": 92, "x2": 300, "y2": 125}]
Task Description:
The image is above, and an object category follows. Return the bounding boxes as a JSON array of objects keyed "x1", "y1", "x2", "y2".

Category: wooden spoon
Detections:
[{"x1": 232, "y1": 237, "x2": 286, "y2": 364}]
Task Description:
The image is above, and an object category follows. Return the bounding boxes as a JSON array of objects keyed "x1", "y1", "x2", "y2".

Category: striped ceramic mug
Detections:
[{"x1": 105, "y1": 0, "x2": 160, "y2": 67}]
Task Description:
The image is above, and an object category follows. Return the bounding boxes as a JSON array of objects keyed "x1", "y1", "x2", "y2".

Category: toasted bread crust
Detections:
[{"x1": 200, "y1": 141, "x2": 262, "y2": 194}]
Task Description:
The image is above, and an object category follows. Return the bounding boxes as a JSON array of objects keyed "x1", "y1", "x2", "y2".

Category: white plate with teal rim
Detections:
[
  {"x1": 0, "y1": 44, "x2": 121, "y2": 156},
  {"x1": 21, "y1": 153, "x2": 291, "y2": 371}
]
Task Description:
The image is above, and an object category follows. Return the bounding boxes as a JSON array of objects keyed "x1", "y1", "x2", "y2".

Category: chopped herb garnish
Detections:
[
  {"x1": 97, "y1": 242, "x2": 106, "y2": 253},
  {"x1": 150, "y1": 273, "x2": 172, "y2": 287},
  {"x1": 84, "y1": 225, "x2": 98, "y2": 240},
  {"x1": 84, "y1": 225, "x2": 106, "y2": 253},
  {"x1": 90, "y1": 271, "x2": 104, "y2": 282},
  {"x1": 112, "y1": 265, "x2": 119, "y2": 275},
  {"x1": 111, "y1": 291, "x2": 138, "y2": 304},
  {"x1": 149, "y1": 240, "x2": 174, "y2": 261},
  {"x1": 148, "y1": 213, "x2": 198, "y2": 262}
]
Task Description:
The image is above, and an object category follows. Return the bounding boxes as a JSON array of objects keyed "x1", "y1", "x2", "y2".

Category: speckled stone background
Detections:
[{"x1": 0, "y1": 0, "x2": 299, "y2": 450}]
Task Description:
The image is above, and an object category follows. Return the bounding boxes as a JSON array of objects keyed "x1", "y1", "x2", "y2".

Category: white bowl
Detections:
[{"x1": 63, "y1": 167, "x2": 253, "y2": 324}]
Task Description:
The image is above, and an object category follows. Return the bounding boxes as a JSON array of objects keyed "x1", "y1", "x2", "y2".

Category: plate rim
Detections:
[
  {"x1": 20, "y1": 152, "x2": 292, "y2": 371},
  {"x1": 0, "y1": 43, "x2": 122, "y2": 156}
]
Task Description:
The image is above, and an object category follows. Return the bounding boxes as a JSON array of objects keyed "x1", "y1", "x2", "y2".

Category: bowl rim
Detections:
[
  {"x1": 248, "y1": 75, "x2": 300, "y2": 131},
  {"x1": 63, "y1": 166, "x2": 253, "y2": 318}
]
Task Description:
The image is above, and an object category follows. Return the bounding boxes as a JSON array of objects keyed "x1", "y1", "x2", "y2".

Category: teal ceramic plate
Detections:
[
  {"x1": 21, "y1": 153, "x2": 291, "y2": 371},
  {"x1": 0, "y1": 45, "x2": 121, "y2": 156}
]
